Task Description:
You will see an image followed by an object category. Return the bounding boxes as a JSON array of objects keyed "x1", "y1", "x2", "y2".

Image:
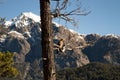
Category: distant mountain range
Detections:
[{"x1": 0, "y1": 12, "x2": 120, "y2": 80}]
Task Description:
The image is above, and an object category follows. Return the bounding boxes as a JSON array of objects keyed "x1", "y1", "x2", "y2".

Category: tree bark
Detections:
[{"x1": 40, "y1": 0, "x2": 56, "y2": 80}]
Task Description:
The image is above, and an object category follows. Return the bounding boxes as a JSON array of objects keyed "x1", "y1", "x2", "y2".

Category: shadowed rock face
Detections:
[
  {"x1": 5, "y1": 37, "x2": 30, "y2": 55},
  {"x1": 83, "y1": 35, "x2": 120, "y2": 65},
  {"x1": 3, "y1": 32, "x2": 30, "y2": 62},
  {"x1": 53, "y1": 26, "x2": 89, "y2": 68},
  {"x1": 1, "y1": 20, "x2": 90, "y2": 68}
]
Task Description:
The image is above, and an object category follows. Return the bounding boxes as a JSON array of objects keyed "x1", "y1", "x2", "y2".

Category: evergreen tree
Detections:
[{"x1": 0, "y1": 52, "x2": 18, "y2": 78}]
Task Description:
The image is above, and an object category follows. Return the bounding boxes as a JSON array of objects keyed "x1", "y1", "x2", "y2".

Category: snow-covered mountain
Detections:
[
  {"x1": 1, "y1": 12, "x2": 89, "y2": 65},
  {"x1": 2, "y1": 11, "x2": 120, "y2": 65},
  {"x1": 4, "y1": 12, "x2": 119, "y2": 40},
  {"x1": 5, "y1": 12, "x2": 40, "y2": 26},
  {"x1": 1, "y1": 12, "x2": 120, "y2": 80}
]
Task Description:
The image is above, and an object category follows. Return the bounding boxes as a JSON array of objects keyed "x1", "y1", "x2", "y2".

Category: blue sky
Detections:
[{"x1": 0, "y1": 0, "x2": 120, "y2": 35}]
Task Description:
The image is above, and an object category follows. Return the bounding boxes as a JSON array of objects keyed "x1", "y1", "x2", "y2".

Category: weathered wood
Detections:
[{"x1": 40, "y1": 0, "x2": 56, "y2": 80}]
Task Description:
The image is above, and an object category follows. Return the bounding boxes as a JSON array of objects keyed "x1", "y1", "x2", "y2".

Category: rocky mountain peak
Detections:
[
  {"x1": 19, "y1": 12, "x2": 40, "y2": 22},
  {"x1": 2, "y1": 12, "x2": 90, "y2": 68},
  {"x1": 5, "y1": 12, "x2": 40, "y2": 28},
  {"x1": 103, "y1": 34, "x2": 119, "y2": 39}
]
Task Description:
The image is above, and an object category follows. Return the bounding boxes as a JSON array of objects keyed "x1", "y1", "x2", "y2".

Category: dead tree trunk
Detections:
[{"x1": 40, "y1": 0, "x2": 56, "y2": 80}]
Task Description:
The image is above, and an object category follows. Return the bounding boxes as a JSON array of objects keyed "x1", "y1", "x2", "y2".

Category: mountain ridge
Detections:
[
  {"x1": 2, "y1": 12, "x2": 120, "y2": 65},
  {"x1": 0, "y1": 12, "x2": 120, "y2": 80}
]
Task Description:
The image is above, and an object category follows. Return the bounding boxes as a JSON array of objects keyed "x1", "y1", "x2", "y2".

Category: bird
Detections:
[{"x1": 57, "y1": 38, "x2": 66, "y2": 53}]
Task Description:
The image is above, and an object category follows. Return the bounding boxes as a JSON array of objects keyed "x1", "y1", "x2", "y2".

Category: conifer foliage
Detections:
[{"x1": 0, "y1": 52, "x2": 18, "y2": 78}]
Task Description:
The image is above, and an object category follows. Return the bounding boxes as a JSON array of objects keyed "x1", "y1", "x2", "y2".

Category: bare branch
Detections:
[
  {"x1": 60, "y1": 0, "x2": 68, "y2": 10},
  {"x1": 65, "y1": 11, "x2": 91, "y2": 16},
  {"x1": 60, "y1": 16, "x2": 72, "y2": 22},
  {"x1": 51, "y1": 0, "x2": 91, "y2": 26}
]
